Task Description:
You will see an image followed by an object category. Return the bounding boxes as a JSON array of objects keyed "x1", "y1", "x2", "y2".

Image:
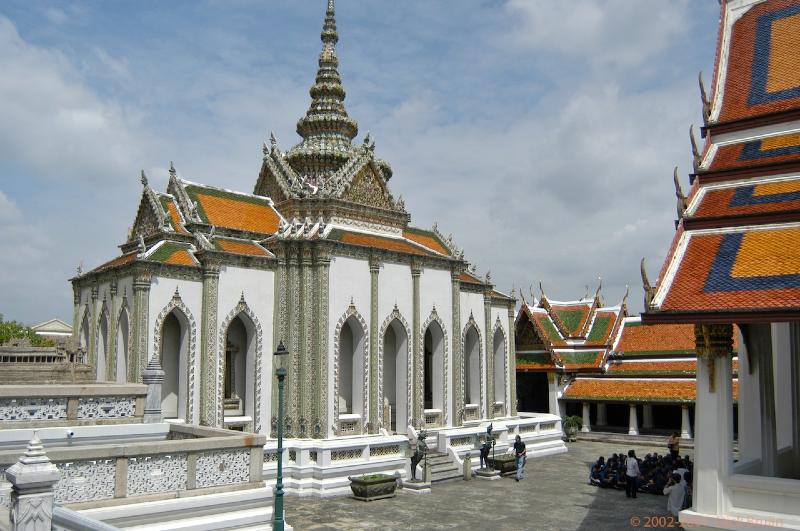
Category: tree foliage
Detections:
[{"x1": 0, "y1": 314, "x2": 54, "y2": 347}]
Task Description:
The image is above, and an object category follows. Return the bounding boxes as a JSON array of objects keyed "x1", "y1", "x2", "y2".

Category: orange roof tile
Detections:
[
  {"x1": 165, "y1": 199, "x2": 189, "y2": 234},
  {"x1": 195, "y1": 193, "x2": 280, "y2": 234},
  {"x1": 692, "y1": 179, "x2": 800, "y2": 219},
  {"x1": 459, "y1": 271, "x2": 484, "y2": 285},
  {"x1": 616, "y1": 322, "x2": 696, "y2": 355},
  {"x1": 213, "y1": 238, "x2": 270, "y2": 257},
  {"x1": 87, "y1": 252, "x2": 138, "y2": 274},
  {"x1": 403, "y1": 228, "x2": 450, "y2": 256},
  {"x1": 328, "y1": 229, "x2": 435, "y2": 257},
  {"x1": 563, "y1": 378, "x2": 739, "y2": 403},
  {"x1": 660, "y1": 229, "x2": 800, "y2": 312},
  {"x1": 717, "y1": 0, "x2": 800, "y2": 124}
]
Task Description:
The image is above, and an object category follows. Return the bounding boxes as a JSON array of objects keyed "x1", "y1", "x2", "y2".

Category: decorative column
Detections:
[
  {"x1": 628, "y1": 404, "x2": 639, "y2": 435},
  {"x1": 411, "y1": 263, "x2": 422, "y2": 426},
  {"x1": 581, "y1": 402, "x2": 591, "y2": 432},
  {"x1": 694, "y1": 323, "x2": 734, "y2": 516},
  {"x1": 451, "y1": 270, "x2": 463, "y2": 426},
  {"x1": 642, "y1": 404, "x2": 653, "y2": 430},
  {"x1": 368, "y1": 256, "x2": 380, "y2": 433},
  {"x1": 299, "y1": 251, "x2": 314, "y2": 437},
  {"x1": 6, "y1": 434, "x2": 60, "y2": 531},
  {"x1": 596, "y1": 402, "x2": 607, "y2": 426},
  {"x1": 107, "y1": 279, "x2": 119, "y2": 382},
  {"x1": 131, "y1": 272, "x2": 151, "y2": 384},
  {"x1": 88, "y1": 285, "x2": 98, "y2": 368},
  {"x1": 681, "y1": 404, "x2": 693, "y2": 439},
  {"x1": 200, "y1": 261, "x2": 220, "y2": 427},
  {"x1": 142, "y1": 356, "x2": 165, "y2": 423},
  {"x1": 508, "y1": 306, "x2": 518, "y2": 416},
  {"x1": 71, "y1": 284, "x2": 81, "y2": 340},
  {"x1": 483, "y1": 293, "x2": 492, "y2": 419},
  {"x1": 286, "y1": 250, "x2": 300, "y2": 436},
  {"x1": 316, "y1": 250, "x2": 331, "y2": 438}
]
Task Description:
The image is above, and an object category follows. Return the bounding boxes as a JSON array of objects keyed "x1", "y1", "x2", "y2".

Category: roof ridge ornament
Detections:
[
  {"x1": 689, "y1": 125, "x2": 701, "y2": 172},
  {"x1": 640, "y1": 258, "x2": 655, "y2": 309},
  {"x1": 140, "y1": 170, "x2": 148, "y2": 187},
  {"x1": 698, "y1": 71, "x2": 710, "y2": 125},
  {"x1": 674, "y1": 166, "x2": 688, "y2": 219}
]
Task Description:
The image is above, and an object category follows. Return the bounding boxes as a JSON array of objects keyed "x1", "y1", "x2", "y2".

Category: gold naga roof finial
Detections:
[
  {"x1": 641, "y1": 258, "x2": 655, "y2": 309},
  {"x1": 674, "y1": 166, "x2": 688, "y2": 219},
  {"x1": 698, "y1": 71, "x2": 710, "y2": 124},
  {"x1": 689, "y1": 125, "x2": 702, "y2": 172}
]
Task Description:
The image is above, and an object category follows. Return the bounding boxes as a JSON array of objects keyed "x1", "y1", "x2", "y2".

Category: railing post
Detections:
[
  {"x1": 142, "y1": 356, "x2": 165, "y2": 423},
  {"x1": 6, "y1": 434, "x2": 60, "y2": 531}
]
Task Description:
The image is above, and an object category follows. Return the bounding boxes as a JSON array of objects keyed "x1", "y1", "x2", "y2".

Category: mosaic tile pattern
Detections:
[
  {"x1": 718, "y1": 0, "x2": 800, "y2": 123},
  {"x1": 661, "y1": 229, "x2": 800, "y2": 311}
]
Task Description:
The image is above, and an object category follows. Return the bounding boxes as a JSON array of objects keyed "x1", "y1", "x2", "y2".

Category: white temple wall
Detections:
[
  {"x1": 148, "y1": 277, "x2": 202, "y2": 422},
  {"x1": 377, "y1": 262, "x2": 412, "y2": 326},
  {"x1": 217, "y1": 265, "x2": 275, "y2": 434},
  {"x1": 419, "y1": 267, "x2": 453, "y2": 422},
  {"x1": 490, "y1": 305, "x2": 511, "y2": 411},
  {"x1": 460, "y1": 291, "x2": 487, "y2": 417},
  {"x1": 327, "y1": 255, "x2": 371, "y2": 430}
]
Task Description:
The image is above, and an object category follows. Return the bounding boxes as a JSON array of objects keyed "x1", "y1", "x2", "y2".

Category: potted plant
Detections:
[
  {"x1": 348, "y1": 473, "x2": 398, "y2": 501},
  {"x1": 563, "y1": 415, "x2": 582, "y2": 442}
]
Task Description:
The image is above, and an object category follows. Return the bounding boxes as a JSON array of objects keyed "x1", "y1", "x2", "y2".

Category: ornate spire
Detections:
[{"x1": 287, "y1": 0, "x2": 359, "y2": 182}]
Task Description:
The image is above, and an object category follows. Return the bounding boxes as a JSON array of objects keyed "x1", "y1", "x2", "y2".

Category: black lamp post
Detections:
[{"x1": 273, "y1": 340, "x2": 288, "y2": 531}]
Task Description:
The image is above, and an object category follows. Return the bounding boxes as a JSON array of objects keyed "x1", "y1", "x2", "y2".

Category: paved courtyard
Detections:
[{"x1": 286, "y1": 440, "x2": 690, "y2": 530}]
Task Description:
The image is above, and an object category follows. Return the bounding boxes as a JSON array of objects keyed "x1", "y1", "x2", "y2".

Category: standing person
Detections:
[
  {"x1": 513, "y1": 435, "x2": 527, "y2": 482},
  {"x1": 625, "y1": 449, "x2": 640, "y2": 498},
  {"x1": 668, "y1": 432, "x2": 680, "y2": 460},
  {"x1": 663, "y1": 473, "x2": 686, "y2": 517}
]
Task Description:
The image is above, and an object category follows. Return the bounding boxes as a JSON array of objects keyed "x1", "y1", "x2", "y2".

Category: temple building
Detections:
[
  {"x1": 642, "y1": 0, "x2": 800, "y2": 529},
  {"x1": 63, "y1": 0, "x2": 564, "y2": 497},
  {"x1": 515, "y1": 286, "x2": 739, "y2": 439}
]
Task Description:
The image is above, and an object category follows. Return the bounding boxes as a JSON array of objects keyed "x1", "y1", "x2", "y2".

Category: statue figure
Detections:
[
  {"x1": 479, "y1": 423, "x2": 494, "y2": 469},
  {"x1": 410, "y1": 430, "x2": 428, "y2": 481}
]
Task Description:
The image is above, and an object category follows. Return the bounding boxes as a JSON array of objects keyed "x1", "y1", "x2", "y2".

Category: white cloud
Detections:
[
  {"x1": 0, "y1": 190, "x2": 21, "y2": 222},
  {"x1": 0, "y1": 16, "x2": 145, "y2": 184},
  {"x1": 502, "y1": 0, "x2": 690, "y2": 70}
]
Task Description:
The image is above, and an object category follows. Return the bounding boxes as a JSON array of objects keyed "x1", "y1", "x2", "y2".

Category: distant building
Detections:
[
  {"x1": 30, "y1": 319, "x2": 72, "y2": 341},
  {"x1": 514, "y1": 286, "x2": 738, "y2": 438}
]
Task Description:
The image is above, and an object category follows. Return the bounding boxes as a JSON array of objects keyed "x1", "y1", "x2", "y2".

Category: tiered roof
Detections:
[
  {"x1": 515, "y1": 286, "x2": 626, "y2": 372},
  {"x1": 559, "y1": 317, "x2": 739, "y2": 403},
  {"x1": 645, "y1": 0, "x2": 800, "y2": 323}
]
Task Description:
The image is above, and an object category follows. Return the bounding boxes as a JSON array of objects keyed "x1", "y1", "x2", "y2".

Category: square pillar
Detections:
[
  {"x1": 693, "y1": 324, "x2": 734, "y2": 517},
  {"x1": 681, "y1": 404, "x2": 693, "y2": 439},
  {"x1": 596, "y1": 402, "x2": 607, "y2": 426},
  {"x1": 581, "y1": 402, "x2": 591, "y2": 432},
  {"x1": 642, "y1": 404, "x2": 653, "y2": 430},
  {"x1": 628, "y1": 404, "x2": 639, "y2": 435},
  {"x1": 547, "y1": 373, "x2": 559, "y2": 416}
]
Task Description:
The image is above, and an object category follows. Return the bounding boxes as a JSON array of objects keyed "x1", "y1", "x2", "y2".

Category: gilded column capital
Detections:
[
  {"x1": 73, "y1": 285, "x2": 81, "y2": 305},
  {"x1": 109, "y1": 278, "x2": 118, "y2": 297},
  {"x1": 91, "y1": 285, "x2": 99, "y2": 300},
  {"x1": 694, "y1": 323, "x2": 733, "y2": 392},
  {"x1": 202, "y1": 261, "x2": 221, "y2": 278},
  {"x1": 411, "y1": 261, "x2": 422, "y2": 277}
]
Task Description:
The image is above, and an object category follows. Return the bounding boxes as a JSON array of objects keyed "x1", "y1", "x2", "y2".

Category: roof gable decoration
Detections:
[{"x1": 129, "y1": 171, "x2": 172, "y2": 242}]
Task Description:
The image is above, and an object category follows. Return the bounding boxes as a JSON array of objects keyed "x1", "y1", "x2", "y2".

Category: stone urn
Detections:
[
  {"x1": 348, "y1": 474, "x2": 398, "y2": 501},
  {"x1": 487, "y1": 453, "x2": 518, "y2": 475}
]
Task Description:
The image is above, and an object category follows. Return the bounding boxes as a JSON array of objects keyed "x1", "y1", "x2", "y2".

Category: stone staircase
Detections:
[{"x1": 425, "y1": 452, "x2": 462, "y2": 483}]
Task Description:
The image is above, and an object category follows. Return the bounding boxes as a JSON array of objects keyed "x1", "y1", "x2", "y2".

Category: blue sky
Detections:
[{"x1": 0, "y1": 1, "x2": 720, "y2": 325}]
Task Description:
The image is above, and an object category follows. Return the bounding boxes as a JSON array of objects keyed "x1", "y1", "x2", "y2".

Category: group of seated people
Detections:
[{"x1": 588, "y1": 450, "x2": 694, "y2": 515}]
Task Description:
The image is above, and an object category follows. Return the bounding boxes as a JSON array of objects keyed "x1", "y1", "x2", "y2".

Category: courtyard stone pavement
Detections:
[{"x1": 286, "y1": 440, "x2": 692, "y2": 530}]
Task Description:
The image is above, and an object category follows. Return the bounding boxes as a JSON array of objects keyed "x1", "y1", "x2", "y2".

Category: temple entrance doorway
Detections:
[
  {"x1": 382, "y1": 319, "x2": 408, "y2": 433},
  {"x1": 222, "y1": 315, "x2": 255, "y2": 419},
  {"x1": 160, "y1": 310, "x2": 189, "y2": 420},
  {"x1": 423, "y1": 322, "x2": 445, "y2": 419}
]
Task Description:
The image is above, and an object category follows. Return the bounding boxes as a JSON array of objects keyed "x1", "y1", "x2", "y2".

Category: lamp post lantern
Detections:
[{"x1": 273, "y1": 340, "x2": 288, "y2": 531}]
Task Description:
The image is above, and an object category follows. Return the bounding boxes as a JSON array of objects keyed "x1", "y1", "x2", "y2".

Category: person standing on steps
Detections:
[{"x1": 513, "y1": 435, "x2": 527, "y2": 482}]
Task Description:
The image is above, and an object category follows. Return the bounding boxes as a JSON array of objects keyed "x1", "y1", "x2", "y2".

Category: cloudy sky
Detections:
[{"x1": 0, "y1": 1, "x2": 720, "y2": 325}]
